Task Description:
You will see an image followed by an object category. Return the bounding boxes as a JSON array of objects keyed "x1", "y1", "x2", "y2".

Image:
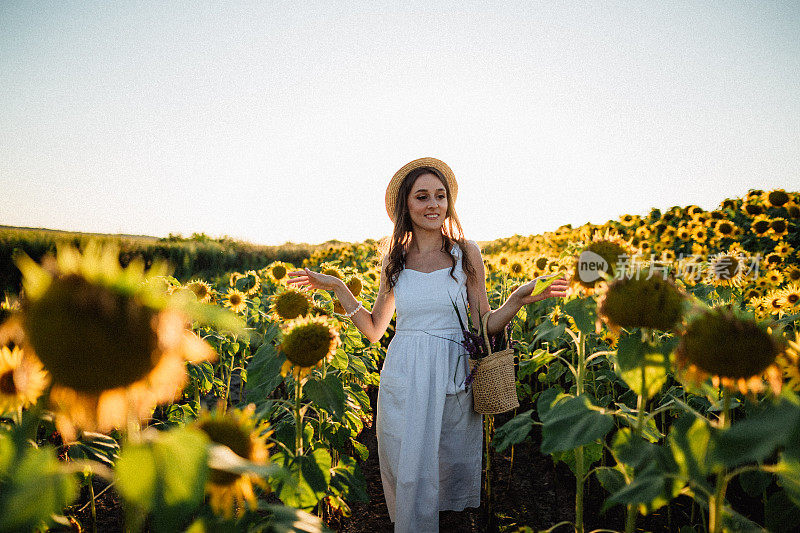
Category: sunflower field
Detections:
[{"x1": 1, "y1": 188, "x2": 799, "y2": 532}]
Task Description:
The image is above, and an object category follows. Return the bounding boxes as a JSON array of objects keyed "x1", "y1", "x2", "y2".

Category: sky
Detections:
[{"x1": 1, "y1": 1, "x2": 799, "y2": 245}]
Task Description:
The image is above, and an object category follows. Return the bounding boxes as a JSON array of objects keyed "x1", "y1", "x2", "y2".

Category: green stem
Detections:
[
  {"x1": 575, "y1": 330, "x2": 585, "y2": 533},
  {"x1": 294, "y1": 375, "x2": 303, "y2": 456},
  {"x1": 89, "y1": 474, "x2": 97, "y2": 533},
  {"x1": 709, "y1": 389, "x2": 732, "y2": 533}
]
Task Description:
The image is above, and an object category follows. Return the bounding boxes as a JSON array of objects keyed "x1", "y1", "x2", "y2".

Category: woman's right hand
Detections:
[{"x1": 287, "y1": 268, "x2": 343, "y2": 291}]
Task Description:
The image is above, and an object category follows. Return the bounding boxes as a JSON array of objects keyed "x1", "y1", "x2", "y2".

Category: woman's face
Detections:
[{"x1": 406, "y1": 172, "x2": 448, "y2": 232}]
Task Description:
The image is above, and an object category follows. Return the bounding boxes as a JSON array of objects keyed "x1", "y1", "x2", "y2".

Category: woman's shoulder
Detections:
[{"x1": 455, "y1": 239, "x2": 481, "y2": 258}]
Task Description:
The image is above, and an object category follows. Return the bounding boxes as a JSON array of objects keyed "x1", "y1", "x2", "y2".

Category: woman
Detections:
[{"x1": 288, "y1": 157, "x2": 568, "y2": 532}]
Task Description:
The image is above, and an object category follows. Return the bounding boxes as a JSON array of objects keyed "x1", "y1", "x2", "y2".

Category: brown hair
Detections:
[{"x1": 379, "y1": 167, "x2": 476, "y2": 290}]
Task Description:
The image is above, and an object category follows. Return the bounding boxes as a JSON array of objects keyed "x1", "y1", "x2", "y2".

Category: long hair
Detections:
[{"x1": 380, "y1": 166, "x2": 476, "y2": 290}]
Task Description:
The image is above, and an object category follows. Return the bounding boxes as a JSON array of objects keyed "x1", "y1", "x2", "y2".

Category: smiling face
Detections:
[{"x1": 406, "y1": 172, "x2": 448, "y2": 232}]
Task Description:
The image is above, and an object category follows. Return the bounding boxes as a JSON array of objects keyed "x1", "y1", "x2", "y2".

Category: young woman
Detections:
[{"x1": 288, "y1": 157, "x2": 568, "y2": 532}]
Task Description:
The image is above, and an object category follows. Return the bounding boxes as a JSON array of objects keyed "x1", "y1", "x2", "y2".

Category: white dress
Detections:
[{"x1": 376, "y1": 241, "x2": 483, "y2": 533}]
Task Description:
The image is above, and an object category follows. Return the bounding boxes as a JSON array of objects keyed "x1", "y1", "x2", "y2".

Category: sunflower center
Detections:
[
  {"x1": 714, "y1": 256, "x2": 739, "y2": 280},
  {"x1": 0, "y1": 370, "x2": 16, "y2": 395},
  {"x1": 768, "y1": 191, "x2": 789, "y2": 207},
  {"x1": 771, "y1": 220, "x2": 787, "y2": 233},
  {"x1": 679, "y1": 310, "x2": 779, "y2": 379},
  {"x1": 198, "y1": 419, "x2": 254, "y2": 485},
  {"x1": 753, "y1": 220, "x2": 770, "y2": 234},
  {"x1": 718, "y1": 223, "x2": 733, "y2": 235},
  {"x1": 788, "y1": 294, "x2": 800, "y2": 305},
  {"x1": 746, "y1": 204, "x2": 764, "y2": 215},
  {"x1": 23, "y1": 274, "x2": 159, "y2": 393}
]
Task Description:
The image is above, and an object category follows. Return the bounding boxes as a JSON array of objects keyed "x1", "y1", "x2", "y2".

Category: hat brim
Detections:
[{"x1": 385, "y1": 157, "x2": 458, "y2": 222}]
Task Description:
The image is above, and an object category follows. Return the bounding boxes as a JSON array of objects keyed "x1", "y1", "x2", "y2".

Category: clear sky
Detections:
[{"x1": 2, "y1": 1, "x2": 799, "y2": 245}]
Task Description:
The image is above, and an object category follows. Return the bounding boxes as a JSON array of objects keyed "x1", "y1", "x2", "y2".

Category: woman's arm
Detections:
[
  {"x1": 287, "y1": 257, "x2": 395, "y2": 344},
  {"x1": 463, "y1": 241, "x2": 569, "y2": 336}
]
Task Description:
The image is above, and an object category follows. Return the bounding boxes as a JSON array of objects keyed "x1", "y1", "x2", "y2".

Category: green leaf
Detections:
[
  {"x1": 258, "y1": 503, "x2": 328, "y2": 532},
  {"x1": 737, "y1": 469, "x2": 772, "y2": 497},
  {"x1": 275, "y1": 448, "x2": 332, "y2": 510},
  {"x1": 246, "y1": 340, "x2": 286, "y2": 400},
  {"x1": 518, "y1": 349, "x2": 559, "y2": 380},
  {"x1": 776, "y1": 454, "x2": 800, "y2": 508},
  {"x1": 553, "y1": 440, "x2": 603, "y2": 477},
  {"x1": 115, "y1": 427, "x2": 209, "y2": 532},
  {"x1": 329, "y1": 455, "x2": 368, "y2": 504},
  {"x1": 563, "y1": 297, "x2": 597, "y2": 335},
  {"x1": 0, "y1": 444, "x2": 78, "y2": 533},
  {"x1": 711, "y1": 399, "x2": 800, "y2": 468},
  {"x1": 613, "y1": 404, "x2": 664, "y2": 443},
  {"x1": 304, "y1": 374, "x2": 346, "y2": 419},
  {"x1": 668, "y1": 414, "x2": 716, "y2": 487},
  {"x1": 331, "y1": 347, "x2": 349, "y2": 371},
  {"x1": 594, "y1": 465, "x2": 626, "y2": 495},
  {"x1": 540, "y1": 394, "x2": 614, "y2": 454},
  {"x1": 492, "y1": 410, "x2": 534, "y2": 452},
  {"x1": 765, "y1": 489, "x2": 800, "y2": 533},
  {"x1": 531, "y1": 273, "x2": 561, "y2": 297}
]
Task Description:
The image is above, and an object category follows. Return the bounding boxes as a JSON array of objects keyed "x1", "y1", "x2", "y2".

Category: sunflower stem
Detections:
[
  {"x1": 709, "y1": 388, "x2": 732, "y2": 533},
  {"x1": 575, "y1": 330, "x2": 585, "y2": 533},
  {"x1": 294, "y1": 372, "x2": 303, "y2": 456},
  {"x1": 88, "y1": 473, "x2": 97, "y2": 533}
]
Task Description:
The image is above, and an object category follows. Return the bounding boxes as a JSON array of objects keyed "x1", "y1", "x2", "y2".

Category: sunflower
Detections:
[
  {"x1": 742, "y1": 286, "x2": 763, "y2": 302},
  {"x1": 691, "y1": 243, "x2": 709, "y2": 258},
  {"x1": 762, "y1": 290, "x2": 787, "y2": 317},
  {"x1": 676, "y1": 226, "x2": 692, "y2": 241},
  {"x1": 619, "y1": 214, "x2": 638, "y2": 227},
  {"x1": 779, "y1": 283, "x2": 800, "y2": 309},
  {"x1": 691, "y1": 226, "x2": 709, "y2": 242},
  {"x1": 750, "y1": 215, "x2": 772, "y2": 237},
  {"x1": 233, "y1": 270, "x2": 261, "y2": 296},
  {"x1": 675, "y1": 307, "x2": 783, "y2": 395},
  {"x1": 0, "y1": 345, "x2": 48, "y2": 414},
  {"x1": 572, "y1": 230, "x2": 635, "y2": 290},
  {"x1": 766, "y1": 189, "x2": 790, "y2": 208},
  {"x1": 185, "y1": 279, "x2": 214, "y2": 303},
  {"x1": 687, "y1": 205, "x2": 705, "y2": 216},
  {"x1": 535, "y1": 256, "x2": 549, "y2": 270},
  {"x1": 746, "y1": 190, "x2": 766, "y2": 203},
  {"x1": 498, "y1": 254, "x2": 509, "y2": 266},
  {"x1": 764, "y1": 252, "x2": 783, "y2": 270},
  {"x1": 786, "y1": 202, "x2": 800, "y2": 219},
  {"x1": 786, "y1": 266, "x2": 800, "y2": 284},
  {"x1": 322, "y1": 267, "x2": 343, "y2": 280},
  {"x1": 768, "y1": 218, "x2": 789, "y2": 240},
  {"x1": 510, "y1": 262, "x2": 524, "y2": 276},
  {"x1": 766, "y1": 269, "x2": 784, "y2": 286},
  {"x1": 704, "y1": 252, "x2": 746, "y2": 287},
  {"x1": 7, "y1": 243, "x2": 216, "y2": 438},
  {"x1": 743, "y1": 203, "x2": 765, "y2": 217},
  {"x1": 279, "y1": 316, "x2": 340, "y2": 379},
  {"x1": 775, "y1": 333, "x2": 800, "y2": 391},
  {"x1": 271, "y1": 289, "x2": 310, "y2": 321},
  {"x1": 224, "y1": 290, "x2": 248, "y2": 314},
  {"x1": 270, "y1": 263, "x2": 288, "y2": 282},
  {"x1": 720, "y1": 198, "x2": 739, "y2": 211},
  {"x1": 774, "y1": 242, "x2": 795, "y2": 257},
  {"x1": 345, "y1": 277, "x2": 363, "y2": 297},
  {"x1": 195, "y1": 405, "x2": 272, "y2": 519},
  {"x1": 596, "y1": 275, "x2": 685, "y2": 333},
  {"x1": 713, "y1": 220, "x2": 736, "y2": 239},
  {"x1": 599, "y1": 329, "x2": 620, "y2": 349}
]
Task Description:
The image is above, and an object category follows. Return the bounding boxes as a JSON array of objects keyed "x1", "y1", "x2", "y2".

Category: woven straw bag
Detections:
[{"x1": 468, "y1": 312, "x2": 520, "y2": 415}]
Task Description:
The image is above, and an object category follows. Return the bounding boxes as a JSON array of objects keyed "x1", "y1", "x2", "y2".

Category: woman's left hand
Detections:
[{"x1": 512, "y1": 274, "x2": 570, "y2": 306}]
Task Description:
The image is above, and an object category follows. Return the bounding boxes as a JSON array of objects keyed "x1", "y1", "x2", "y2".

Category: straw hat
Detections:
[{"x1": 385, "y1": 157, "x2": 458, "y2": 222}]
